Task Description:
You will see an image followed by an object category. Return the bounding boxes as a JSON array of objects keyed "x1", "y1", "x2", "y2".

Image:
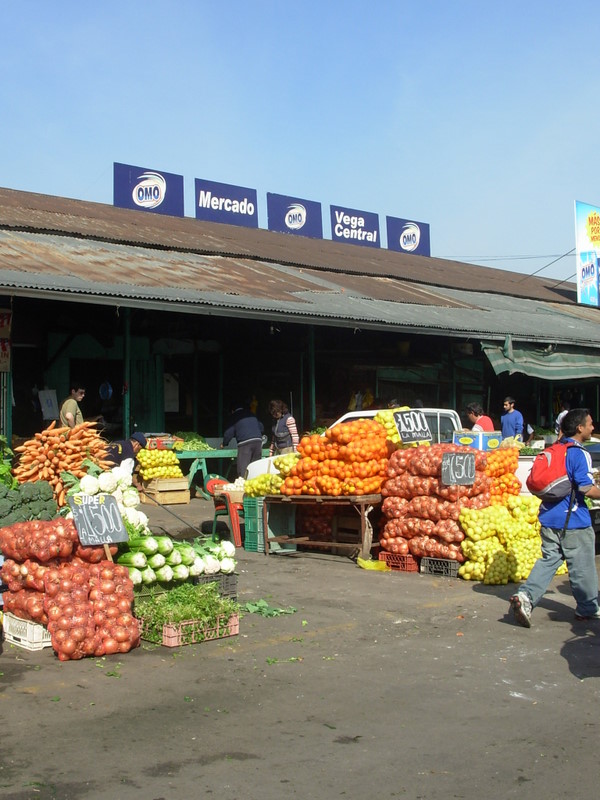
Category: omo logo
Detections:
[
  {"x1": 581, "y1": 259, "x2": 596, "y2": 284},
  {"x1": 285, "y1": 203, "x2": 307, "y2": 230},
  {"x1": 132, "y1": 172, "x2": 167, "y2": 209},
  {"x1": 399, "y1": 222, "x2": 421, "y2": 252}
]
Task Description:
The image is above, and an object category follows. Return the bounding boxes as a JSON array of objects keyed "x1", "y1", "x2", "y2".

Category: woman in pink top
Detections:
[{"x1": 466, "y1": 403, "x2": 495, "y2": 432}]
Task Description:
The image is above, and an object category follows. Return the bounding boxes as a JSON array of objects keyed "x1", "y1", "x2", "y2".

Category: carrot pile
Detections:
[{"x1": 12, "y1": 420, "x2": 112, "y2": 506}]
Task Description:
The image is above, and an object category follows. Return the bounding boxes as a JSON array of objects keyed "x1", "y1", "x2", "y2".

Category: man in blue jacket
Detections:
[
  {"x1": 222, "y1": 402, "x2": 264, "y2": 478},
  {"x1": 500, "y1": 396, "x2": 524, "y2": 440},
  {"x1": 510, "y1": 408, "x2": 600, "y2": 627}
]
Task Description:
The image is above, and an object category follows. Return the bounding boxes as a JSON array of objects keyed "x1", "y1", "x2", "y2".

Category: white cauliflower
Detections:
[
  {"x1": 121, "y1": 487, "x2": 140, "y2": 508},
  {"x1": 136, "y1": 509, "x2": 149, "y2": 528},
  {"x1": 111, "y1": 464, "x2": 133, "y2": 489},
  {"x1": 203, "y1": 554, "x2": 221, "y2": 575},
  {"x1": 219, "y1": 557, "x2": 236, "y2": 574},
  {"x1": 219, "y1": 540, "x2": 236, "y2": 558},
  {"x1": 188, "y1": 556, "x2": 206, "y2": 576},
  {"x1": 98, "y1": 471, "x2": 118, "y2": 494},
  {"x1": 79, "y1": 474, "x2": 100, "y2": 495},
  {"x1": 121, "y1": 506, "x2": 140, "y2": 527}
]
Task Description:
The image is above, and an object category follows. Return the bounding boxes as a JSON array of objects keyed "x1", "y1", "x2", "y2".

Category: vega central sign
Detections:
[{"x1": 330, "y1": 205, "x2": 380, "y2": 248}]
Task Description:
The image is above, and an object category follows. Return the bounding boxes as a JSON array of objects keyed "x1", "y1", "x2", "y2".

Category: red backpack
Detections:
[{"x1": 526, "y1": 441, "x2": 575, "y2": 501}]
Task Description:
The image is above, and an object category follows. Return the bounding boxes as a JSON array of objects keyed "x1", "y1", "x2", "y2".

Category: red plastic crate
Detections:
[{"x1": 378, "y1": 551, "x2": 419, "y2": 572}]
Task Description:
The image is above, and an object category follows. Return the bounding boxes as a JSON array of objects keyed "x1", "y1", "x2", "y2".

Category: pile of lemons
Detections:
[
  {"x1": 458, "y1": 496, "x2": 567, "y2": 584},
  {"x1": 137, "y1": 448, "x2": 184, "y2": 480}
]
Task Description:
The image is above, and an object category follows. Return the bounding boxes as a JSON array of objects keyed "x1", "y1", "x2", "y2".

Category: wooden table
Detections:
[{"x1": 262, "y1": 494, "x2": 381, "y2": 559}]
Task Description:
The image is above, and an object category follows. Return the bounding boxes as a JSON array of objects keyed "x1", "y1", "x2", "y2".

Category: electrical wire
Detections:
[{"x1": 517, "y1": 248, "x2": 575, "y2": 282}]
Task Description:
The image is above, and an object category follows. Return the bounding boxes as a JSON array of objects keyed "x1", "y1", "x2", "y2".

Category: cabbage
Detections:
[
  {"x1": 203, "y1": 554, "x2": 221, "y2": 575},
  {"x1": 122, "y1": 487, "x2": 140, "y2": 508},
  {"x1": 79, "y1": 474, "x2": 100, "y2": 495},
  {"x1": 98, "y1": 471, "x2": 118, "y2": 494},
  {"x1": 219, "y1": 557, "x2": 236, "y2": 574}
]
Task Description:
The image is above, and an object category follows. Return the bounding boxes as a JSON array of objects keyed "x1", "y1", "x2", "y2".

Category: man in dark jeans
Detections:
[{"x1": 222, "y1": 402, "x2": 264, "y2": 478}]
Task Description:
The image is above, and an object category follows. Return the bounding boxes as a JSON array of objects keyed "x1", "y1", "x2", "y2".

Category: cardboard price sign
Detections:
[
  {"x1": 441, "y1": 452, "x2": 476, "y2": 486},
  {"x1": 393, "y1": 409, "x2": 432, "y2": 444},
  {"x1": 68, "y1": 494, "x2": 128, "y2": 547}
]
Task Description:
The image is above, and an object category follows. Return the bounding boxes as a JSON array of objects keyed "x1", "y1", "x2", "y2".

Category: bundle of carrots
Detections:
[{"x1": 12, "y1": 420, "x2": 113, "y2": 507}]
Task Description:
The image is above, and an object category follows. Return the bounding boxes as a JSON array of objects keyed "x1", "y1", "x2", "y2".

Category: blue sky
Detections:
[{"x1": 2, "y1": 1, "x2": 599, "y2": 281}]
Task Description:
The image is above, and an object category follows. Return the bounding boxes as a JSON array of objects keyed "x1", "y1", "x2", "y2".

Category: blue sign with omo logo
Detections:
[
  {"x1": 266, "y1": 193, "x2": 323, "y2": 238},
  {"x1": 195, "y1": 179, "x2": 258, "y2": 228},
  {"x1": 386, "y1": 216, "x2": 431, "y2": 256},
  {"x1": 113, "y1": 162, "x2": 184, "y2": 216}
]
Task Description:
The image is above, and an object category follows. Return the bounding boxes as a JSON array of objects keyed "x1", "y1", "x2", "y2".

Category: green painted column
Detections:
[
  {"x1": 309, "y1": 326, "x2": 316, "y2": 428},
  {"x1": 123, "y1": 308, "x2": 131, "y2": 439}
]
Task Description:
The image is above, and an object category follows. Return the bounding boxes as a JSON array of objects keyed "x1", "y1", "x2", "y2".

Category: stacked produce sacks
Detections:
[
  {"x1": 380, "y1": 443, "x2": 490, "y2": 561},
  {"x1": 0, "y1": 518, "x2": 139, "y2": 660},
  {"x1": 280, "y1": 419, "x2": 388, "y2": 497}
]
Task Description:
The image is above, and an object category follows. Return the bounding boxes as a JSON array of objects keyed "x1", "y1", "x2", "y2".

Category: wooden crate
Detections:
[{"x1": 140, "y1": 478, "x2": 190, "y2": 505}]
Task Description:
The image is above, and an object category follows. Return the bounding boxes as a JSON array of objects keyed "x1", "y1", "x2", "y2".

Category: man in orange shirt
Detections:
[{"x1": 465, "y1": 403, "x2": 494, "y2": 432}]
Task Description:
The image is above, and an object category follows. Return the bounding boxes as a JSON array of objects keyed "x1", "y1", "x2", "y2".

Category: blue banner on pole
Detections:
[
  {"x1": 330, "y1": 205, "x2": 380, "y2": 248},
  {"x1": 386, "y1": 217, "x2": 431, "y2": 256},
  {"x1": 195, "y1": 179, "x2": 258, "y2": 228},
  {"x1": 266, "y1": 193, "x2": 323, "y2": 238},
  {"x1": 113, "y1": 162, "x2": 184, "y2": 217}
]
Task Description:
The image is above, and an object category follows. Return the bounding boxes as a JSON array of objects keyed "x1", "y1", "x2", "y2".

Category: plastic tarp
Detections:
[{"x1": 480, "y1": 336, "x2": 600, "y2": 380}]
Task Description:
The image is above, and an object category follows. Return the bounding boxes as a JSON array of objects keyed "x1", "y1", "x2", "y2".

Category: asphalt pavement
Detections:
[{"x1": 1, "y1": 495, "x2": 600, "y2": 800}]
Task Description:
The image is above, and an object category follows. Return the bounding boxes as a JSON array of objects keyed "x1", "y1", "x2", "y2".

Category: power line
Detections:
[
  {"x1": 456, "y1": 253, "x2": 577, "y2": 263},
  {"x1": 517, "y1": 247, "x2": 576, "y2": 283}
]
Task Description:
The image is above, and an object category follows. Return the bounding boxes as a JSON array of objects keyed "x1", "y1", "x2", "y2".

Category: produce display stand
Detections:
[
  {"x1": 262, "y1": 494, "x2": 381, "y2": 559},
  {"x1": 177, "y1": 449, "x2": 270, "y2": 496}
]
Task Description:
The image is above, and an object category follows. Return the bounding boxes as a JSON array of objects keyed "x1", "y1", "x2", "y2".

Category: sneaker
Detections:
[
  {"x1": 510, "y1": 592, "x2": 532, "y2": 628},
  {"x1": 575, "y1": 608, "x2": 600, "y2": 621}
]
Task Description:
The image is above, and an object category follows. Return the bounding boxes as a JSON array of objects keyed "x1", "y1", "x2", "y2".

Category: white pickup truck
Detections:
[{"x1": 245, "y1": 407, "x2": 462, "y2": 479}]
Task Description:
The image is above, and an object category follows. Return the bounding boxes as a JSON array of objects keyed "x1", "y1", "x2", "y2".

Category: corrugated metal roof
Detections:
[
  {"x1": 1, "y1": 226, "x2": 600, "y2": 348},
  {"x1": 0, "y1": 186, "x2": 577, "y2": 304}
]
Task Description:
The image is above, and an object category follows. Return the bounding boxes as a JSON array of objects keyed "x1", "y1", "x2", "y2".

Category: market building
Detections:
[{"x1": 1, "y1": 185, "x2": 600, "y2": 442}]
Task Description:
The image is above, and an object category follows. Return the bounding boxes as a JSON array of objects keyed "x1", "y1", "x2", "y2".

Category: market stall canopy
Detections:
[{"x1": 481, "y1": 337, "x2": 600, "y2": 380}]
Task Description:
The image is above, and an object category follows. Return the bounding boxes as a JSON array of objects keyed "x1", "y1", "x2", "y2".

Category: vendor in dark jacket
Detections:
[
  {"x1": 222, "y1": 403, "x2": 264, "y2": 478},
  {"x1": 105, "y1": 432, "x2": 147, "y2": 487}
]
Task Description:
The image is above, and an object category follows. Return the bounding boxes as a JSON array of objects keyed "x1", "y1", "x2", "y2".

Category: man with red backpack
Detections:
[{"x1": 510, "y1": 408, "x2": 600, "y2": 627}]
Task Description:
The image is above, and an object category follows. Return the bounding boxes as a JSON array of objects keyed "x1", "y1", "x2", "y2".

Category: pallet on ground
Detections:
[
  {"x1": 2, "y1": 612, "x2": 53, "y2": 650},
  {"x1": 140, "y1": 478, "x2": 190, "y2": 505}
]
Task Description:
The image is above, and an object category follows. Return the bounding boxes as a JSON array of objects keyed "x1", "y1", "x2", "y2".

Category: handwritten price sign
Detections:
[
  {"x1": 68, "y1": 494, "x2": 128, "y2": 546},
  {"x1": 441, "y1": 452, "x2": 476, "y2": 486}
]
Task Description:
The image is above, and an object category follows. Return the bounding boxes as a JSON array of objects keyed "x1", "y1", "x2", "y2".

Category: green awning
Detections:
[{"x1": 481, "y1": 337, "x2": 600, "y2": 380}]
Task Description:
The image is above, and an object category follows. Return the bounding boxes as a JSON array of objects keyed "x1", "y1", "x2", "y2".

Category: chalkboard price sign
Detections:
[
  {"x1": 441, "y1": 452, "x2": 476, "y2": 486},
  {"x1": 68, "y1": 494, "x2": 128, "y2": 546},
  {"x1": 393, "y1": 409, "x2": 433, "y2": 444}
]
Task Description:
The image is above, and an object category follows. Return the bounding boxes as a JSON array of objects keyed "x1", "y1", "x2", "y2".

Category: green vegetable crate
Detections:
[
  {"x1": 242, "y1": 497, "x2": 297, "y2": 553},
  {"x1": 2, "y1": 612, "x2": 53, "y2": 651},
  {"x1": 134, "y1": 573, "x2": 238, "y2": 600},
  {"x1": 138, "y1": 613, "x2": 239, "y2": 647}
]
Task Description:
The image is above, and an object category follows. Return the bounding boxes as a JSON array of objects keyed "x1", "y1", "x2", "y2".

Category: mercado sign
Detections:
[
  {"x1": 574, "y1": 200, "x2": 600, "y2": 307},
  {"x1": 330, "y1": 204, "x2": 380, "y2": 248},
  {"x1": 266, "y1": 192, "x2": 323, "y2": 238},
  {"x1": 386, "y1": 216, "x2": 431, "y2": 257},
  {"x1": 195, "y1": 178, "x2": 258, "y2": 228},
  {"x1": 113, "y1": 162, "x2": 184, "y2": 217}
]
